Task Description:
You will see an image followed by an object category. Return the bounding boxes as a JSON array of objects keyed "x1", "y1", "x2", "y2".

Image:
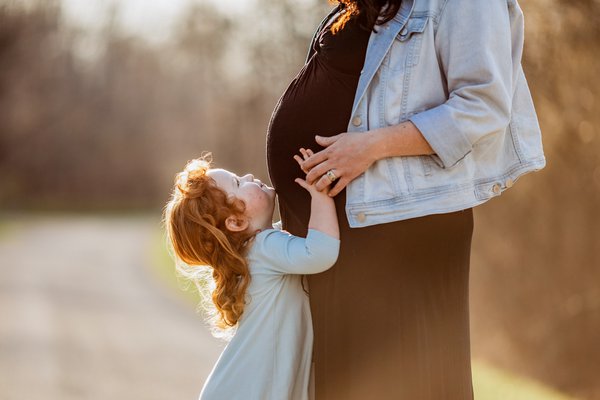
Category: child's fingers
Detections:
[
  {"x1": 293, "y1": 155, "x2": 309, "y2": 173},
  {"x1": 300, "y1": 148, "x2": 310, "y2": 160},
  {"x1": 294, "y1": 177, "x2": 310, "y2": 191},
  {"x1": 306, "y1": 149, "x2": 314, "y2": 157}
]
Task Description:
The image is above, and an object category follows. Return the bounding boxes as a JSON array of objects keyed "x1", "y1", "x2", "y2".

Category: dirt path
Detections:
[{"x1": 0, "y1": 215, "x2": 223, "y2": 400}]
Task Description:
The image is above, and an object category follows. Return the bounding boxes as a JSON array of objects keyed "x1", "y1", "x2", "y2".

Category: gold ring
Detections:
[{"x1": 326, "y1": 169, "x2": 338, "y2": 183}]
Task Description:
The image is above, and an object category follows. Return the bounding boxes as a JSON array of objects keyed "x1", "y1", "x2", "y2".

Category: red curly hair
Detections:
[
  {"x1": 163, "y1": 156, "x2": 253, "y2": 329},
  {"x1": 330, "y1": 0, "x2": 402, "y2": 34}
]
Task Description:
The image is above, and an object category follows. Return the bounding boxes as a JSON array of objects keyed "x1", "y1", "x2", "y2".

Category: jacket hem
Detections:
[{"x1": 345, "y1": 156, "x2": 546, "y2": 228}]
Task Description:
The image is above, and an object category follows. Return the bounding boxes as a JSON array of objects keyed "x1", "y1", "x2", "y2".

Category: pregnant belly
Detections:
[
  {"x1": 266, "y1": 59, "x2": 359, "y2": 233},
  {"x1": 267, "y1": 60, "x2": 358, "y2": 160}
]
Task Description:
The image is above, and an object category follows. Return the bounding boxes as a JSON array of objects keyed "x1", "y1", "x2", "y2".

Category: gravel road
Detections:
[{"x1": 0, "y1": 215, "x2": 223, "y2": 400}]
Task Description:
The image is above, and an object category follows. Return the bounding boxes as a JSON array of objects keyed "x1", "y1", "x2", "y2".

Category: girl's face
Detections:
[{"x1": 207, "y1": 168, "x2": 276, "y2": 232}]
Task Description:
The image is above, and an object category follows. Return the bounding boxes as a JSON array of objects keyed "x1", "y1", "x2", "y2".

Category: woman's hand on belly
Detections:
[
  {"x1": 301, "y1": 131, "x2": 379, "y2": 197},
  {"x1": 301, "y1": 121, "x2": 436, "y2": 197}
]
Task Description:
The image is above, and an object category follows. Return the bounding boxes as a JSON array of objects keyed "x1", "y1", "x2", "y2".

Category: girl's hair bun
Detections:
[{"x1": 175, "y1": 154, "x2": 213, "y2": 198}]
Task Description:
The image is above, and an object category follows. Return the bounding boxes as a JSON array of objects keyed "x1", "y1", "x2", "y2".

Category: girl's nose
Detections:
[{"x1": 242, "y1": 173, "x2": 254, "y2": 182}]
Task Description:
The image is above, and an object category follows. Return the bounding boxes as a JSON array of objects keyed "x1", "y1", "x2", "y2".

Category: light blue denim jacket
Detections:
[{"x1": 308, "y1": 0, "x2": 546, "y2": 227}]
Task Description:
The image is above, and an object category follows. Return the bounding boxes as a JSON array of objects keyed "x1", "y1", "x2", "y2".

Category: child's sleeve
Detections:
[{"x1": 257, "y1": 229, "x2": 340, "y2": 275}]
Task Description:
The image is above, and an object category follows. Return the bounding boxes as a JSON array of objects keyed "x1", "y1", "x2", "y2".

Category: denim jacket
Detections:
[{"x1": 307, "y1": 0, "x2": 546, "y2": 228}]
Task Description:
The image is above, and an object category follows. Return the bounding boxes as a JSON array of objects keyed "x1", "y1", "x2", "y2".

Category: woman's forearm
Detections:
[{"x1": 366, "y1": 121, "x2": 436, "y2": 161}]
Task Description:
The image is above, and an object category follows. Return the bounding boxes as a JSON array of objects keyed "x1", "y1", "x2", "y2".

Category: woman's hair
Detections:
[
  {"x1": 163, "y1": 156, "x2": 253, "y2": 334},
  {"x1": 330, "y1": 0, "x2": 402, "y2": 34}
]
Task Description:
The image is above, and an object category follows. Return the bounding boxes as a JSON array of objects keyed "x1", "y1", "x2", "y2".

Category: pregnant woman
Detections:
[{"x1": 267, "y1": 0, "x2": 546, "y2": 398}]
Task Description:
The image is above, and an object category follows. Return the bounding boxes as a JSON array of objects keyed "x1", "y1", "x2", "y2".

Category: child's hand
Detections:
[
  {"x1": 294, "y1": 148, "x2": 313, "y2": 175},
  {"x1": 294, "y1": 148, "x2": 339, "y2": 240},
  {"x1": 294, "y1": 148, "x2": 330, "y2": 197}
]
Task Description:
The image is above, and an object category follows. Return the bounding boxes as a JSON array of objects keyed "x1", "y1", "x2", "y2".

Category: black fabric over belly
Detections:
[{"x1": 266, "y1": 5, "x2": 372, "y2": 236}]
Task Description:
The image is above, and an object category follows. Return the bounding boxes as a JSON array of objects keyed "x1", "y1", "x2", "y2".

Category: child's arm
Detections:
[
  {"x1": 254, "y1": 150, "x2": 339, "y2": 275},
  {"x1": 293, "y1": 148, "x2": 339, "y2": 240},
  {"x1": 258, "y1": 229, "x2": 339, "y2": 275}
]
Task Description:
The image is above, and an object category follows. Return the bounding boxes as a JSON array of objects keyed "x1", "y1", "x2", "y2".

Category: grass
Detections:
[
  {"x1": 473, "y1": 361, "x2": 576, "y2": 400},
  {"x1": 150, "y1": 229, "x2": 577, "y2": 400},
  {"x1": 0, "y1": 214, "x2": 22, "y2": 239},
  {"x1": 0, "y1": 220, "x2": 9, "y2": 238}
]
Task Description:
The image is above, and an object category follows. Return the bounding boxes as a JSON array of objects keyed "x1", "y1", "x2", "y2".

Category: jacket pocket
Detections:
[
  {"x1": 387, "y1": 16, "x2": 429, "y2": 72},
  {"x1": 419, "y1": 155, "x2": 435, "y2": 176}
]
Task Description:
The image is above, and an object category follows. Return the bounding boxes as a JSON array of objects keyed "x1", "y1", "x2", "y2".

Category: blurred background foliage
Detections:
[{"x1": 0, "y1": 0, "x2": 598, "y2": 398}]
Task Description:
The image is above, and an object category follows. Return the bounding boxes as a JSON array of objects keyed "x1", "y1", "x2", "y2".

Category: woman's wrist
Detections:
[{"x1": 366, "y1": 126, "x2": 393, "y2": 161}]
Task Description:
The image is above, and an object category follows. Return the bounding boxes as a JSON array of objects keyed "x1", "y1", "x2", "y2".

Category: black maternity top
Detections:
[
  {"x1": 267, "y1": 5, "x2": 370, "y2": 235},
  {"x1": 267, "y1": 5, "x2": 475, "y2": 400}
]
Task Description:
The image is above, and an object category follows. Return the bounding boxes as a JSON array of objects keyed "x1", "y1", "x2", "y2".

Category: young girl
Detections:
[{"x1": 163, "y1": 151, "x2": 339, "y2": 400}]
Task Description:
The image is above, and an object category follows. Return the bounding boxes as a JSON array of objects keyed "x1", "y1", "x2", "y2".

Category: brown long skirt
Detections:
[{"x1": 307, "y1": 193, "x2": 475, "y2": 400}]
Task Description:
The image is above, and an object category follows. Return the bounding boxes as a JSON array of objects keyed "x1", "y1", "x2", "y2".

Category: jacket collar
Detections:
[{"x1": 351, "y1": 0, "x2": 415, "y2": 119}]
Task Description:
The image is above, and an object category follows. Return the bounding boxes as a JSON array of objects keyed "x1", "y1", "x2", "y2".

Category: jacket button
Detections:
[
  {"x1": 352, "y1": 116, "x2": 362, "y2": 127},
  {"x1": 356, "y1": 212, "x2": 366, "y2": 223},
  {"x1": 492, "y1": 184, "x2": 501, "y2": 194},
  {"x1": 400, "y1": 27, "x2": 408, "y2": 36},
  {"x1": 505, "y1": 178, "x2": 514, "y2": 188}
]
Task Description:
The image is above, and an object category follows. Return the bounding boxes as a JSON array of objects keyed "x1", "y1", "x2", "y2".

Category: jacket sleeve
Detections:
[{"x1": 409, "y1": 0, "x2": 515, "y2": 169}]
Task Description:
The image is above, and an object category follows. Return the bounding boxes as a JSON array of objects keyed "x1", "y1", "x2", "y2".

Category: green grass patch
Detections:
[
  {"x1": 0, "y1": 220, "x2": 9, "y2": 238},
  {"x1": 473, "y1": 360, "x2": 576, "y2": 399},
  {"x1": 0, "y1": 214, "x2": 22, "y2": 239}
]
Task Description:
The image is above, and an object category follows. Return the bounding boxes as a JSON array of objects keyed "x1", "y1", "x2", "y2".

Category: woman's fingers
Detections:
[
  {"x1": 315, "y1": 173, "x2": 334, "y2": 192},
  {"x1": 309, "y1": 169, "x2": 350, "y2": 195},
  {"x1": 315, "y1": 134, "x2": 342, "y2": 148},
  {"x1": 301, "y1": 131, "x2": 374, "y2": 195},
  {"x1": 306, "y1": 160, "x2": 335, "y2": 185},
  {"x1": 302, "y1": 148, "x2": 328, "y2": 172},
  {"x1": 314, "y1": 167, "x2": 344, "y2": 192},
  {"x1": 328, "y1": 177, "x2": 350, "y2": 197},
  {"x1": 301, "y1": 133, "x2": 344, "y2": 172}
]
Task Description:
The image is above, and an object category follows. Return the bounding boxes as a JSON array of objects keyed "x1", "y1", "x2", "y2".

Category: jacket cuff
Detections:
[{"x1": 409, "y1": 107, "x2": 473, "y2": 169}]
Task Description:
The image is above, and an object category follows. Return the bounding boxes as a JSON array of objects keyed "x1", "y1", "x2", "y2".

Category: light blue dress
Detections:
[{"x1": 200, "y1": 227, "x2": 340, "y2": 400}]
